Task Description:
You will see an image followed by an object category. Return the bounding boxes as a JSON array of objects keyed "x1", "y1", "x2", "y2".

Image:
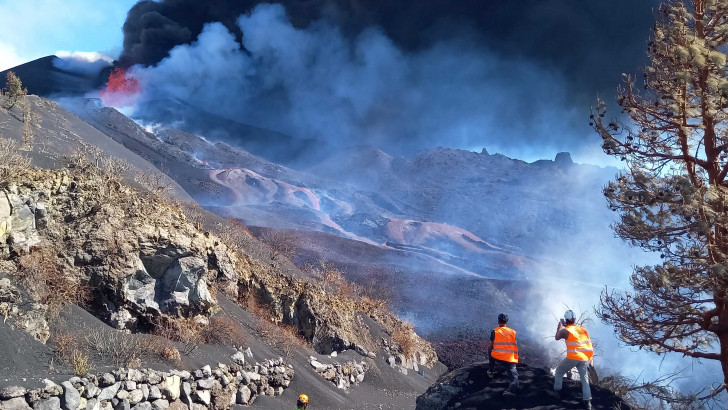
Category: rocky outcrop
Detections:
[
  {"x1": 415, "y1": 362, "x2": 629, "y2": 410},
  {"x1": 0, "y1": 276, "x2": 49, "y2": 343},
  {"x1": 0, "y1": 165, "x2": 436, "y2": 365},
  {"x1": 0, "y1": 170, "x2": 228, "y2": 332},
  {"x1": 0, "y1": 361, "x2": 293, "y2": 410},
  {"x1": 308, "y1": 356, "x2": 368, "y2": 390},
  {"x1": 0, "y1": 186, "x2": 45, "y2": 257}
]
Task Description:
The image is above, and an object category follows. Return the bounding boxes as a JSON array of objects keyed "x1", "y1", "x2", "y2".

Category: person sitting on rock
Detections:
[
  {"x1": 296, "y1": 394, "x2": 309, "y2": 410},
  {"x1": 549, "y1": 310, "x2": 593, "y2": 410},
  {"x1": 487, "y1": 313, "x2": 519, "y2": 395}
]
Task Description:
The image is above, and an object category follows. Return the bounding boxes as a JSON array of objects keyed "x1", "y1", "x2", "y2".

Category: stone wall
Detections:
[{"x1": 0, "y1": 360, "x2": 294, "y2": 410}]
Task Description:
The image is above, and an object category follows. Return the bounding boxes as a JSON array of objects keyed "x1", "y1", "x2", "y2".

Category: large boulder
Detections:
[
  {"x1": 415, "y1": 362, "x2": 630, "y2": 410},
  {"x1": 121, "y1": 260, "x2": 161, "y2": 316},
  {"x1": 157, "y1": 257, "x2": 214, "y2": 314}
]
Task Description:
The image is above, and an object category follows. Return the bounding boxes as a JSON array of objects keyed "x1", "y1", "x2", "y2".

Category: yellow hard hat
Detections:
[{"x1": 298, "y1": 394, "x2": 309, "y2": 403}]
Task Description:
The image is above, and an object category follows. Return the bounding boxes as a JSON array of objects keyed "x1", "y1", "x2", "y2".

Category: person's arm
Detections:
[
  {"x1": 488, "y1": 330, "x2": 495, "y2": 356},
  {"x1": 555, "y1": 322, "x2": 564, "y2": 340}
]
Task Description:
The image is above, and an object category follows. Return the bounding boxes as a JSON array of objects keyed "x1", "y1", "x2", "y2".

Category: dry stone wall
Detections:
[{"x1": 0, "y1": 360, "x2": 294, "y2": 410}]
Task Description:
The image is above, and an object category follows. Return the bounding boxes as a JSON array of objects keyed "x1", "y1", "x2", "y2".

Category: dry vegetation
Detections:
[
  {"x1": 305, "y1": 261, "x2": 389, "y2": 314},
  {"x1": 240, "y1": 293, "x2": 308, "y2": 357},
  {"x1": 51, "y1": 325, "x2": 184, "y2": 372},
  {"x1": 258, "y1": 229, "x2": 298, "y2": 262},
  {"x1": 0, "y1": 137, "x2": 32, "y2": 180},
  {"x1": 152, "y1": 315, "x2": 247, "y2": 356},
  {"x1": 391, "y1": 322, "x2": 419, "y2": 359},
  {"x1": 16, "y1": 244, "x2": 90, "y2": 313}
]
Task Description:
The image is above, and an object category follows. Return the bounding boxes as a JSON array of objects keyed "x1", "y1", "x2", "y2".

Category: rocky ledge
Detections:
[
  {"x1": 308, "y1": 356, "x2": 368, "y2": 390},
  {"x1": 415, "y1": 362, "x2": 629, "y2": 410},
  {"x1": 0, "y1": 360, "x2": 294, "y2": 410}
]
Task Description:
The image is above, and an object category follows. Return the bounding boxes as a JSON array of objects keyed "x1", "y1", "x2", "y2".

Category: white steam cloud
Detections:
[{"x1": 54, "y1": 50, "x2": 113, "y2": 74}]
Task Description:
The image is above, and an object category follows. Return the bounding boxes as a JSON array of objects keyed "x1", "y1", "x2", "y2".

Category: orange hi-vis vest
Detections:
[
  {"x1": 565, "y1": 325, "x2": 594, "y2": 361},
  {"x1": 491, "y1": 326, "x2": 519, "y2": 363}
]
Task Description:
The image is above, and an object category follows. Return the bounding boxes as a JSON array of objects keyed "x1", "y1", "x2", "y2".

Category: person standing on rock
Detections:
[
  {"x1": 550, "y1": 310, "x2": 593, "y2": 409},
  {"x1": 487, "y1": 313, "x2": 519, "y2": 395}
]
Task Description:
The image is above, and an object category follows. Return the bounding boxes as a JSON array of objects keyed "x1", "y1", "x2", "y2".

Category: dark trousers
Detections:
[{"x1": 489, "y1": 356, "x2": 519, "y2": 393}]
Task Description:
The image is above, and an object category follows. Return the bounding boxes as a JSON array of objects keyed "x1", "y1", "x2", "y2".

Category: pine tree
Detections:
[
  {"x1": 593, "y1": 0, "x2": 728, "y2": 402},
  {"x1": 2, "y1": 71, "x2": 27, "y2": 110}
]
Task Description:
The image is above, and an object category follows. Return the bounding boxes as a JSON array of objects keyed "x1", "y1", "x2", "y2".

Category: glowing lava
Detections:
[{"x1": 99, "y1": 68, "x2": 141, "y2": 107}]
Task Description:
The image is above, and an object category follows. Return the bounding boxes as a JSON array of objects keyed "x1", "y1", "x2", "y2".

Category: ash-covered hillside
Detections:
[{"x1": 0, "y1": 92, "x2": 446, "y2": 410}]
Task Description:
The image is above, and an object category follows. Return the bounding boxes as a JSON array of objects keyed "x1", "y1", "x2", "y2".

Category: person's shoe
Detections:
[
  {"x1": 584, "y1": 400, "x2": 592, "y2": 410},
  {"x1": 487, "y1": 370, "x2": 495, "y2": 378},
  {"x1": 503, "y1": 390, "x2": 516, "y2": 397}
]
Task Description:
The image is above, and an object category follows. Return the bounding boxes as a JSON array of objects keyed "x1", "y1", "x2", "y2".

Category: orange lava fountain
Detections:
[{"x1": 99, "y1": 68, "x2": 141, "y2": 107}]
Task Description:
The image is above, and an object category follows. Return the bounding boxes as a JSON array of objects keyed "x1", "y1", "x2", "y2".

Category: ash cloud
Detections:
[
  {"x1": 121, "y1": 0, "x2": 660, "y2": 158},
  {"x1": 130, "y1": 5, "x2": 581, "y2": 157}
]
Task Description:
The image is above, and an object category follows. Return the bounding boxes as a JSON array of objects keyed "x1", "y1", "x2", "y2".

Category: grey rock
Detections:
[
  {"x1": 130, "y1": 403, "x2": 150, "y2": 410},
  {"x1": 82, "y1": 386, "x2": 99, "y2": 400},
  {"x1": 99, "y1": 375, "x2": 115, "y2": 388},
  {"x1": 160, "y1": 376, "x2": 180, "y2": 401},
  {"x1": 114, "y1": 391, "x2": 127, "y2": 401},
  {"x1": 61, "y1": 382, "x2": 81, "y2": 410},
  {"x1": 126, "y1": 391, "x2": 142, "y2": 406},
  {"x1": 169, "y1": 372, "x2": 190, "y2": 382},
  {"x1": 26, "y1": 390, "x2": 42, "y2": 404},
  {"x1": 97, "y1": 384, "x2": 121, "y2": 402},
  {"x1": 33, "y1": 397, "x2": 60, "y2": 410},
  {"x1": 85, "y1": 399, "x2": 99, "y2": 410},
  {"x1": 192, "y1": 370, "x2": 203, "y2": 380},
  {"x1": 0, "y1": 279, "x2": 21, "y2": 305},
  {"x1": 235, "y1": 386, "x2": 251, "y2": 405},
  {"x1": 264, "y1": 387, "x2": 274, "y2": 397},
  {"x1": 1, "y1": 397, "x2": 32, "y2": 410},
  {"x1": 123, "y1": 383, "x2": 135, "y2": 392},
  {"x1": 122, "y1": 262, "x2": 160, "y2": 319},
  {"x1": 158, "y1": 257, "x2": 213, "y2": 312},
  {"x1": 201, "y1": 366, "x2": 211, "y2": 378},
  {"x1": 195, "y1": 379, "x2": 213, "y2": 391},
  {"x1": 126, "y1": 371, "x2": 144, "y2": 384},
  {"x1": 138, "y1": 386, "x2": 148, "y2": 402},
  {"x1": 149, "y1": 401, "x2": 167, "y2": 410},
  {"x1": 192, "y1": 391, "x2": 210, "y2": 406},
  {"x1": 0, "y1": 387, "x2": 26, "y2": 400},
  {"x1": 112, "y1": 400, "x2": 128, "y2": 410},
  {"x1": 146, "y1": 373, "x2": 161, "y2": 386},
  {"x1": 230, "y1": 352, "x2": 245, "y2": 366},
  {"x1": 147, "y1": 388, "x2": 161, "y2": 401},
  {"x1": 178, "y1": 384, "x2": 191, "y2": 410}
]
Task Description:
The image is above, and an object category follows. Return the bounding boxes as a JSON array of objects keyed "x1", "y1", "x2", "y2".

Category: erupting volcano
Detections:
[{"x1": 99, "y1": 67, "x2": 140, "y2": 107}]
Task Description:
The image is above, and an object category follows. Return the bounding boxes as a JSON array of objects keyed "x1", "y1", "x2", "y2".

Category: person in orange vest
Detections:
[
  {"x1": 550, "y1": 310, "x2": 593, "y2": 409},
  {"x1": 487, "y1": 313, "x2": 519, "y2": 395}
]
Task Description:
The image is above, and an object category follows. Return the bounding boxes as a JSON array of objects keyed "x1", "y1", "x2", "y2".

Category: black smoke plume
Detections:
[{"x1": 122, "y1": 0, "x2": 660, "y2": 107}]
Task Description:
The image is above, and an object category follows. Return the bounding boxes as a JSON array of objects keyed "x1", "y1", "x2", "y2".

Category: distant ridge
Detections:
[{"x1": 0, "y1": 55, "x2": 101, "y2": 97}]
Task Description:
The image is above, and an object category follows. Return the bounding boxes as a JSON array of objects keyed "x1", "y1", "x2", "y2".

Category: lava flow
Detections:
[{"x1": 99, "y1": 67, "x2": 141, "y2": 107}]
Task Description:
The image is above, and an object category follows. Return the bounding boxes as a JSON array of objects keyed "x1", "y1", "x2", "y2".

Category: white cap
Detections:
[{"x1": 564, "y1": 310, "x2": 576, "y2": 320}]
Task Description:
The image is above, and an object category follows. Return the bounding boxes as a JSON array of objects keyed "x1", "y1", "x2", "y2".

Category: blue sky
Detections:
[{"x1": 0, "y1": 0, "x2": 138, "y2": 71}]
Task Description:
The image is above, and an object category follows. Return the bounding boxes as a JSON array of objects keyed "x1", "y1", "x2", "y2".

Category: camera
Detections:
[{"x1": 560, "y1": 318, "x2": 566, "y2": 325}]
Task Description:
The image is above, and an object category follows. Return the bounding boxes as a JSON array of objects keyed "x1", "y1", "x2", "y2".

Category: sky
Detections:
[{"x1": 0, "y1": 0, "x2": 137, "y2": 71}]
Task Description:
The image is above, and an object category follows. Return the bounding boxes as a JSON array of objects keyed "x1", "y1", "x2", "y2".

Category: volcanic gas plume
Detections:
[{"x1": 99, "y1": 68, "x2": 141, "y2": 107}]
